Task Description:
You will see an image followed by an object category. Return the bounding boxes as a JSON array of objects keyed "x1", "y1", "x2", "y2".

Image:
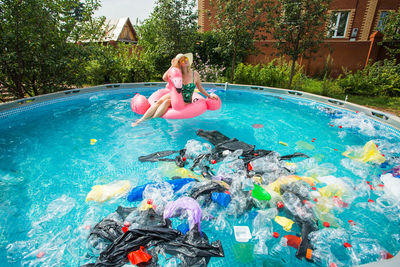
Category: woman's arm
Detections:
[
  {"x1": 194, "y1": 71, "x2": 218, "y2": 99},
  {"x1": 162, "y1": 69, "x2": 170, "y2": 81}
]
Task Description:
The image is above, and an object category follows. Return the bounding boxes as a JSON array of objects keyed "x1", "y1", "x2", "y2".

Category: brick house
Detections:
[{"x1": 198, "y1": 0, "x2": 400, "y2": 77}]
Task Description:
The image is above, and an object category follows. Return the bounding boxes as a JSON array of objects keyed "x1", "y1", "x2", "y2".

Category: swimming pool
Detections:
[{"x1": 1, "y1": 83, "x2": 400, "y2": 266}]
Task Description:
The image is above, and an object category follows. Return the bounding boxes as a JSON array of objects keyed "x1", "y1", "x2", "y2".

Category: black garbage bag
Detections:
[
  {"x1": 196, "y1": 129, "x2": 230, "y2": 146},
  {"x1": 139, "y1": 149, "x2": 187, "y2": 168},
  {"x1": 94, "y1": 226, "x2": 180, "y2": 266},
  {"x1": 89, "y1": 224, "x2": 224, "y2": 267},
  {"x1": 158, "y1": 226, "x2": 224, "y2": 266}
]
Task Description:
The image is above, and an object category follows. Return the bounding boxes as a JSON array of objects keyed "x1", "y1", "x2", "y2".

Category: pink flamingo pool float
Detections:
[{"x1": 130, "y1": 67, "x2": 221, "y2": 119}]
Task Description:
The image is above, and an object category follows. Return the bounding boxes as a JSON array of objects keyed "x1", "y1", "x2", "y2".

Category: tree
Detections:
[
  {"x1": 0, "y1": 0, "x2": 103, "y2": 99},
  {"x1": 265, "y1": 0, "x2": 331, "y2": 88},
  {"x1": 136, "y1": 0, "x2": 198, "y2": 75},
  {"x1": 209, "y1": 0, "x2": 269, "y2": 82},
  {"x1": 381, "y1": 8, "x2": 400, "y2": 60}
]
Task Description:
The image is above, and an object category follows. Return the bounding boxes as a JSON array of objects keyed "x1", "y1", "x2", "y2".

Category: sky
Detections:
[{"x1": 94, "y1": 0, "x2": 156, "y2": 24}]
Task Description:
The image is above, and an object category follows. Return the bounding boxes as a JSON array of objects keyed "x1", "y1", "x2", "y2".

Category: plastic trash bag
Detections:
[{"x1": 163, "y1": 197, "x2": 202, "y2": 232}]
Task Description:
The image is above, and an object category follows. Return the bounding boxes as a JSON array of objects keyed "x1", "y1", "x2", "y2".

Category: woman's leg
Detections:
[
  {"x1": 153, "y1": 96, "x2": 171, "y2": 118},
  {"x1": 131, "y1": 94, "x2": 169, "y2": 127}
]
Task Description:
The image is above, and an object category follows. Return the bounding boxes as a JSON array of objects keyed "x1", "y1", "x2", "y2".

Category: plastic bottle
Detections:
[{"x1": 252, "y1": 184, "x2": 271, "y2": 201}]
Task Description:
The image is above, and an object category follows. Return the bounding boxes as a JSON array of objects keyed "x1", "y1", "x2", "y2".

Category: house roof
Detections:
[{"x1": 102, "y1": 17, "x2": 138, "y2": 43}]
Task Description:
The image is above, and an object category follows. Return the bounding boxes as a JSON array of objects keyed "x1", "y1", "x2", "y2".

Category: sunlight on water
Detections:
[{"x1": 0, "y1": 88, "x2": 399, "y2": 266}]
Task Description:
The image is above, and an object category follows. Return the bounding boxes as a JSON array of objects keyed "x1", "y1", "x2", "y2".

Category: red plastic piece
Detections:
[
  {"x1": 312, "y1": 187, "x2": 316, "y2": 191},
  {"x1": 182, "y1": 157, "x2": 187, "y2": 161},
  {"x1": 334, "y1": 149, "x2": 338, "y2": 151},
  {"x1": 368, "y1": 184, "x2": 375, "y2": 190},
  {"x1": 248, "y1": 163, "x2": 253, "y2": 171},
  {"x1": 348, "y1": 220, "x2": 355, "y2": 226},
  {"x1": 122, "y1": 226, "x2": 129, "y2": 233},
  {"x1": 254, "y1": 153, "x2": 259, "y2": 156},
  {"x1": 277, "y1": 201, "x2": 284, "y2": 209},
  {"x1": 128, "y1": 246, "x2": 152, "y2": 265},
  {"x1": 273, "y1": 232, "x2": 279, "y2": 238},
  {"x1": 329, "y1": 262, "x2": 338, "y2": 267},
  {"x1": 343, "y1": 242, "x2": 352, "y2": 248},
  {"x1": 368, "y1": 199, "x2": 375, "y2": 203},
  {"x1": 36, "y1": 251, "x2": 45, "y2": 258},
  {"x1": 314, "y1": 198, "x2": 318, "y2": 202},
  {"x1": 225, "y1": 190, "x2": 231, "y2": 195},
  {"x1": 285, "y1": 235, "x2": 301, "y2": 249},
  {"x1": 323, "y1": 222, "x2": 330, "y2": 228},
  {"x1": 147, "y1": 199, "x2": 153, "y2": 205},
  {"x1": 211, "y1": 159, "x2": 216, "y2": 164},
  {"x1": 339, "y1": 126, "x2": 342, "y2": 128},
  {"x1": 378, "y1": 184, "x2": 384, "y2": 187},
  {"x1": 384, "y1": 251, "x2": 394, "y2": 259}
]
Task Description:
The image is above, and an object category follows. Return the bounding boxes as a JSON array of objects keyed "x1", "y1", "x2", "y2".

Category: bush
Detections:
[
  {"x1": 300, "y1": 78, "x2": 344, "y2": 96},
  {"x1": 83, "y1": 44, "x2": 156, "y2": 85},
  {"x1": 337, "y1": 59, "x2": 400, "y2": 97},
  {"x1": 233, "y1": 58, "x2": 304, "y2": 88}
]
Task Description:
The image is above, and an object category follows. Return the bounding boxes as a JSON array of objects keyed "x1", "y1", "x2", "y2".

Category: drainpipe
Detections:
[{"x1": 365, "y1": 31, "x2": 383, "y2": 67}]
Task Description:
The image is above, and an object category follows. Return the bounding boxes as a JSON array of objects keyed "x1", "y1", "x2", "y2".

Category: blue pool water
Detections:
[{"x1": 1, "y1": 87, "x2": 400, "y2": 266}]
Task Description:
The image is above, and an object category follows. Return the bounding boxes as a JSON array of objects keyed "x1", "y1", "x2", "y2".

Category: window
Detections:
[
  {"x1": 377, "y1": 11, "x2": 389, "y2": 31},
  {"x1": 328, "y1": 11, "x2": 350, "y2": 38}
]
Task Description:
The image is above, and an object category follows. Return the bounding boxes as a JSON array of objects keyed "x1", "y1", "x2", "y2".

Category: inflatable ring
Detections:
[{"x1": 131, "y1": 67, "x2": 221, "y2": 119}]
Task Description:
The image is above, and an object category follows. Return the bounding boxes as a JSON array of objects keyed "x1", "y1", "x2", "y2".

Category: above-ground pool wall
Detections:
[{"x1": 1, "y1": 82, "x2": 400, "y2": 132}]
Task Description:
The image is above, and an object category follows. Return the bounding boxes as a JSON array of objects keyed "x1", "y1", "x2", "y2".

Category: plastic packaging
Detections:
[
  {"x1": 234, "y1": 226, "x2": 252, "y2": 242},
  {"x1": 252, "y1": 212, "x2": 273, "y2": 255},
  {"x1": 211, "y1": 192, "x2": 231, "y2": 207},
  {"x1": 274, "y1": 216, "x2": 295, "y2": 232},
  {"x1": 184, "y1": 139, "x2": 212, "y2": 159},
  {"x1": 85, "y1": 180, "x2": 131, "y2": 203},
  {"x1": 251, "y1": 184, "x2": 271, "y2": 201},
  {"x1": 342, "y1": 140, "x2": 386, "y2": 164},
  {"x1": 127, "y1": 178, "x2": 195, "y2": 202},
  {"x1": 128, "y1": 246, "x2": 152, "y2": 265},
  {"x1": 380, "y1": 173, "x2": 400, "y2": 200}
]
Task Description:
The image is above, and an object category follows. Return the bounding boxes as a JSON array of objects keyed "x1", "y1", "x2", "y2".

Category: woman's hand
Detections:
[{"x1": 208, "y1": 93, "x2": 218, "y2": 100}]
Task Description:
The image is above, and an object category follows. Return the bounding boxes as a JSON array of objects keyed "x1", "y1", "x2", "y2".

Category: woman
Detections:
[{"x1": 131, "y1": 53, "x2": 218, "y2": 127}]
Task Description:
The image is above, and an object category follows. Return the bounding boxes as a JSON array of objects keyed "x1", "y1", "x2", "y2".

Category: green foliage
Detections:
[
  {"x1": 209, "y1": 0, "x2": 269, "y2": 82},
  {"x1": 83, "y1": 44, "x2": 156, "y2": 85},
  {"x1": 193, "y1": 31, "x2": 230, "y2": 73},
  {"x1": 136, "y1": 0, "x2": 198, "y2": 76},
  {"x1": 337, "y1": 60, "x2": 400, "y2": 97},
  {"x1": 265, "y1": 0, "x2": 331, "y2": 88},
  {"x1": 300, "y1": 78, "x2": 344, "y2": 96},
  {"x1": 233, "y1": 59, "x2": 304, "y2": 89},
  {"x1": 0, "y1": 0, "x2": 103, "y2": 98},
  {"x1": 381, "y1": 8, "x2": 400, "y2": 59}
]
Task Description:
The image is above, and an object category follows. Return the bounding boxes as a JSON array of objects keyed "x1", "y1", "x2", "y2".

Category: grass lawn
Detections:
[{"x1": 332, "y1": 94, "x2": 400, "y2": 117}]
